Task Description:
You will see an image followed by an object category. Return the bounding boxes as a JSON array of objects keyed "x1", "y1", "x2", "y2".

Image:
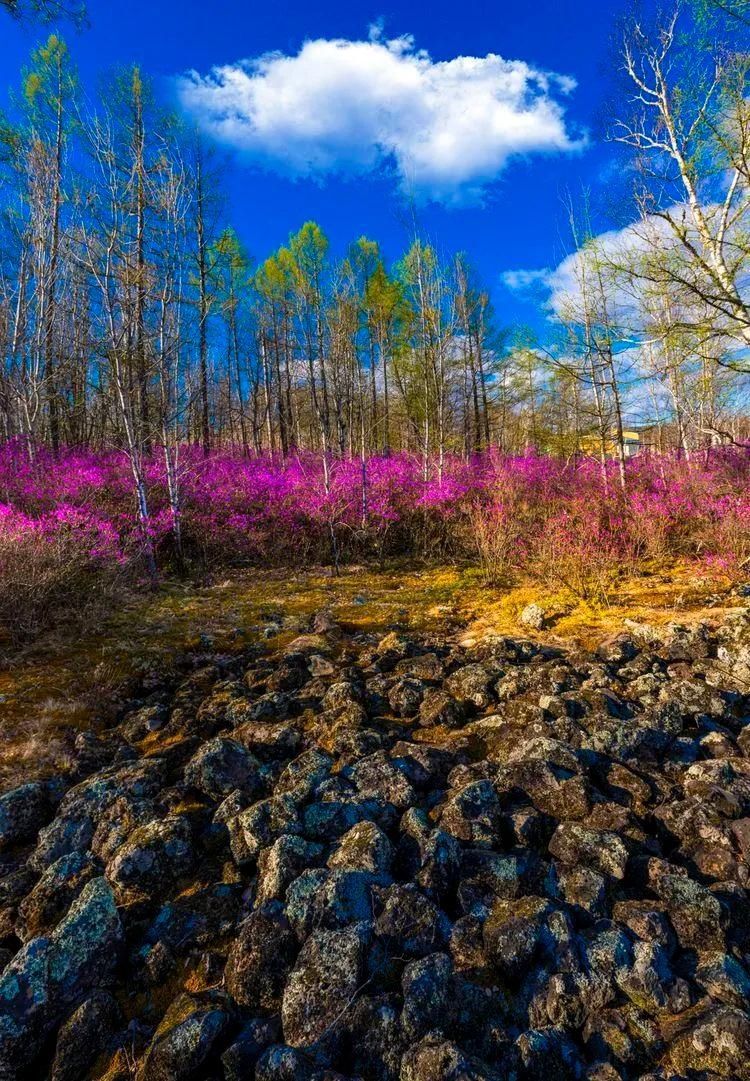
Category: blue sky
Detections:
[{"x1": 1, "y1": 0, "x2": 631, "y2": 335}]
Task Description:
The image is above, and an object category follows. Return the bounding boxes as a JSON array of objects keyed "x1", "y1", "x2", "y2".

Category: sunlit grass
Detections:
[{"x1": 0, "y1": 558, "x2": 743, "y2": 788}]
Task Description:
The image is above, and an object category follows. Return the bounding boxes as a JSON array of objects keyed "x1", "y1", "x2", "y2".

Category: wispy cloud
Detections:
[
  {"x1": 500, "y1": 268, "x2": 552, "y2": 292},
  {"x1": 178, "y1": 31, "x2": 586, "y2": 205}
]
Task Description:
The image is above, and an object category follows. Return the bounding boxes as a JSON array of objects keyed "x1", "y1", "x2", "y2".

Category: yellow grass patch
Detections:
[{"x1": 0, "y1": 559, "x2": 744, "y2": 787}]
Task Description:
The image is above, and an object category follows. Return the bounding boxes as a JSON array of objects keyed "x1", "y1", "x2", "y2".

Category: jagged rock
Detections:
[
  {"x1": 483, "y1": 895, "x2": 554, "y2": 976},
  {"x1": 400, "y1": 1035, "x2": 498, "y2": 1080},
  {"x1": 401, "y1": 952, "x2": 453, "y2": 1041},
  {"x1": 225, "y1": 903, "x2": 297, "y2": 1011},
  {"x1": 228, "y1": 794, "x2": 301, "y2": 864},
  {"x1": 374, "y1": 884, "x2": 449, "y2": 958},
  {"x1": 445, "y1": 664, "x2": 495, "y2": 710},
  {"x1": 137, "y1": 993, "x2": 229, "y2": 1081},
  {"x1": 517, "y1": 1026, "x2": 586, "y2": 1079},
  {"x1": 552, "y1": 864, "x2": 608, "y2": 919},
  {"x1": 221, "y1": 1017, "x2": 281, "y2": 1080},
  {"x1": 376, "y1": 632, "x2": 413, "y2": 662},
  {"x1": 286, "y1": 868, "x2": 376, "y2": 937},
  {"x1": 611, "y1": 900, "x2": 674, "y2": 951},
  {"x1": 91, "y1": 794, "x2": 157, "y2": 861},
  {"x1": 617, "y1": 939, "x2": 687, "y2": 1014},
  {"x1": 549, "y1": 823, "x2": 629, "y2": 880},
  {"x1": 322, "y1": 681, "x2": 363, "y2": 712},
  {"x1": 282, "y1": 924, "x2": 369, "y2": 1047},
  {"x1": 349, "y1": 752, "x2": 417, "y2": 811},
  {"x1": 440, "y1": 780, "x2": 503, "y2": 847},
  {"x1": 256, "y1": 834, "x2": 325, "y2": 904},
  {"x1": 266, "y1": 655, "x2": 310, "y2": 692},
  {"x1": 0, "y1": 781, "x2": 55, "y2": 849},
  {"x1": 388, "y1": 678, "x2": 425, "y2": 717},
  {"x1": 255, "y1": 1044, "x2": 317, "y2": 1080},
  {"x1": 328, "y1": 820, "x2": 393, "y2": 881},
  {"x1": 652, "y1": 871, "x2": 726, "y2": 950},
  {"x1": 0, "y1": 878, "x2": 122, "y2": 1072},
  {"x1": 275, "y1": 749, "x2": 334, "y2": 801},
  {"x1": 695, "y1": 951, "x2": 750, "y2": 1008},
  {"x1": 50, "y1": 990, "x2": 120, "y2": 1081},
  {"x1": 184, "y1": 737, "x2": 264, "y2": 800},
  {"x1": 418, "y1": 689, "x2": 466, "y2": 729},
  {"x1": 668, "y1": 1005, "x2": 750, "y2": 1079},
  {"x1": 347, "y1": 994, "x2": 404, "y2": 1081},
  {"x1": 105, "y1": 816, "x2": 193, "y2": 902},
  {"x1": 395, "y1": 653, "x2": 444, "y2": 683},
  {"x1": 30, "y1": 760, "x2": 166, "y2": 871},
  {"x1": 400, "y1": 809, "x2": 462, "y2": 901},
  {"x1": 17, "y1": 850, "x2": 100, "y2": 939}
]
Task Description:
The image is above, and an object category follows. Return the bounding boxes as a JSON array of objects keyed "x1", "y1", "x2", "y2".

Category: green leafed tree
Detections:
[{"x1": 2, "y1": 0, "x2": 86, "y2": 24}]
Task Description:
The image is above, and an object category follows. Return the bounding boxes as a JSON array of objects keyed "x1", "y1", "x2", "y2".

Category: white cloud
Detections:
[
  {"x1": 178, "y1": 33, "x2": 585, "y2": 204},
  {"x1": 500, "y1": 268, "x2": 551, "y2": 292},
  {"x1": 504, "y1": 205, "x2": 750, "y2": 366},
  {"x1": 502, "y1": 212, "x2": 693, "y2": 325}
]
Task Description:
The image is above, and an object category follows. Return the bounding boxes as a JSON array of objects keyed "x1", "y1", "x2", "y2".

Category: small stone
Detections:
[{"x1": 519, "y1": 603, "x2": 546, "y2": 631}]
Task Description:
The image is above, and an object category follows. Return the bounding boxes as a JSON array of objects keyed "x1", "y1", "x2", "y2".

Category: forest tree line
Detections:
[{"x1": 0, "y1": 0, "x2": 749, "y2": 489}]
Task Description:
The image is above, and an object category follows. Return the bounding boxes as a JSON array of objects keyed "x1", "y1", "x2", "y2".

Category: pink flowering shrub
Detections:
[
  {"x1": 0, "y1": 440, "x2": 749, "y2": 641},
  {"x1": 700, "y1": 495, "x2": 750, "y2": 581},
  {"x1": 0, "y1": 500, "x2": 126, "y2": 644},
  {"x1": 528, "y1": 499, "x2": 637, "y2": 604}
]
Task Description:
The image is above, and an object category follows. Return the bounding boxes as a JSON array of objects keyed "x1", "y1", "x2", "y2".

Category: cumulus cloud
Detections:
[
  {"x1": 503, "y1": 205, "x2": 749, "y2": 360},
  {"x1": 502, "y1": 213, "x2": 689, "y2": 324},
  {"x1": 177, "y1": 32, "x2": 585, "y2": 204}
]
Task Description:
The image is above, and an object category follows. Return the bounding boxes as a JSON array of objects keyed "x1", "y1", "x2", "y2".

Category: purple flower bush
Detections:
[{"x1": 1, "y1": 440, "x2": 749, "y2": 641}]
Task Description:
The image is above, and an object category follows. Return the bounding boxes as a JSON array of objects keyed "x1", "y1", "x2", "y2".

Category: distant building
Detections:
[{"x1": 577, "y1": 428, "x2": 648, "y2": 459}]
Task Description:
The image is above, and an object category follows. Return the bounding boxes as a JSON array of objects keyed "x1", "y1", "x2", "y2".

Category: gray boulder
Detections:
[
  {"x1": 282, "y1": 924, "x2": 369, "y2": 1047},
  {"x1": 0, "y1": 878, "x2": 123, "y2": 1072}
]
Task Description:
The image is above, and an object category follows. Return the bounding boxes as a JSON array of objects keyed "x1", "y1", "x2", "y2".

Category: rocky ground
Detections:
[{"x1": 2, "y1": 609, "x2": 750, "y2": 1081}]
